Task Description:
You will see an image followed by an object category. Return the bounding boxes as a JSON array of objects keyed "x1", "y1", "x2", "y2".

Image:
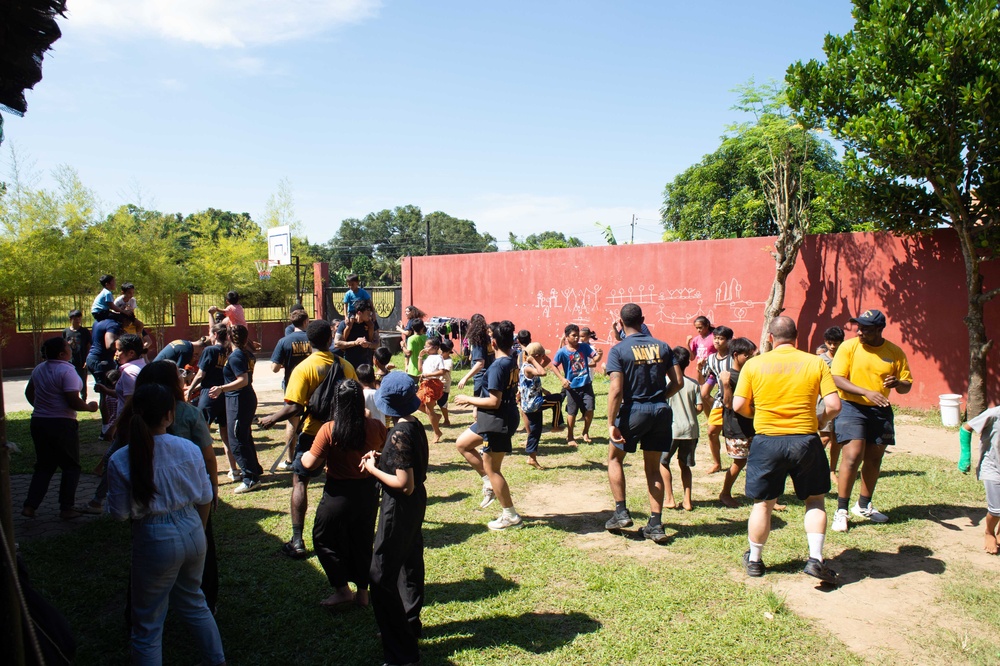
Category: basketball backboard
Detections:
[{"x1": 268, "y1": 225, "x2": 292, "y2": 265}]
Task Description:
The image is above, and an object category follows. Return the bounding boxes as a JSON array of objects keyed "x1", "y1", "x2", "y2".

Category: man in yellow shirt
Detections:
[
  {"x1": 733, "y1": 316, "x2": 841, "y2": 584},
  {"x1": 259, "y1": 320, "x2": 357, "y2": 558},
  {"x1": 830, "y1": 309, "x2": 912, "y2": 532}
]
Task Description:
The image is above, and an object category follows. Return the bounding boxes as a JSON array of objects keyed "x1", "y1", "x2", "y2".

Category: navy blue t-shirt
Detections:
[
  {"x1": 87, "y1": 319, "x2": 123, "y2": 364},
  {"x1": 198, "y1": 345, "x2": 228, "y2": 391},
  {"x1": 154, "y1": 339, "x2": 195, "y2": 367},
  {"x1": 616, "y1": 323, "x2": 652, "y2": 341},
  {"x1": 605, "y1": 333, "x2": 676, "y2": 404},
  {"x1": 476, "y1": 354, "x2": 519, "y2": 433},
  {"x1": 470, "y1": 344, "x2": 495, "y2": 398},
  {"x1": 271, "y1": 330, "x2": 310, "y2": 386},
  {"x1": 223, "y1": 347, "x2": 256, "y2": 396},
  {"x1": 335, "y1": 319, "x2": 379, "y2": 371}
]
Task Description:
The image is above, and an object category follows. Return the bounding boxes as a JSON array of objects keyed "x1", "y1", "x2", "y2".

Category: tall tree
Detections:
[
  {"x1": 787, "y1": 0, "x2": 1000, "y2": 415},
  {"x1": 316, "y1": 206, "x2": 496, "y2": 285},
  {"x1": 508, "y1": 231, "x2": 585, "y2": 250},
  {"x1": 662, "y1": 83, "x2": 861, "y2": 349}
]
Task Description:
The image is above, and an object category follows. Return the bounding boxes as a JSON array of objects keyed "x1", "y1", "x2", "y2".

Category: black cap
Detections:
[{"x1": 849, "y1": 309, "x2": 886, "y2": 327}]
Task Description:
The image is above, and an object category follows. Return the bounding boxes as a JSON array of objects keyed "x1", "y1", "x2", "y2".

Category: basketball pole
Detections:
[{"x1": 292, "y1": 255, "x2": 301, "y2": 305}]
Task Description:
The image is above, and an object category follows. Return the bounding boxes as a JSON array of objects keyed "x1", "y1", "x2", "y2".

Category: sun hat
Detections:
[{"x1": 375, "y1": 371, "x2": 421, "y2": 418}]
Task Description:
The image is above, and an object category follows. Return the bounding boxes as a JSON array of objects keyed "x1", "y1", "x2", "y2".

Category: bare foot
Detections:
[
  {"x1": 441, "y1": 420, "x2": 451, "y2": 427},
  {"x1": 60, "y1": 509, "x2": 83, "y2": 520},
  {"x1": 320, "y1": 590, "x2": 355, "y2": 608},
  {"x1": 773, "y1": 503, "x2": 787, "y2": 512},
  {"x1": 527, "y1": 457, "x2": 543, "y2": 469},
  {"x1": 21, "y1": 507, "x2": 35, "y2": 518},
  {"x1": 551, "y1": 425, "x2": 565, "y2": 433},
  {"x1": 582, "y1": 433, "x2": 592, "y2": 443},
  {"x1": 706, "y1": 464, "x2": 722, "y2": 475},
  {"x1": 985, "y1": 534, "x2": 999, "y2": 555},
  {"x1": 682, "y1": 500, "x2": 694, "y2": 511},
  {"x1": 719, "y1": 493, "x2": 739, "y2": 508},
  {"x1": 567, "y1": 439, "x2": 578, "y2": 448},
  {"x1": 664, "y1": 498, "x2": 677, "y2": 510}
]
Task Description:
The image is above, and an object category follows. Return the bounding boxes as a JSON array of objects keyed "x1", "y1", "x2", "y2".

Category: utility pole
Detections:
[
  {"x1": 425, "y1": 218, "x2": 431, "y2": 256},
  {"x1": 631, "y1": 214, "x2": 636, "y2": 244}
]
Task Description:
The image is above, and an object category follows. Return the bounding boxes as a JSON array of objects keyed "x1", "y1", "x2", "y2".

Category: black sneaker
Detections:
[
  {"x1": 743, "y1": 549, "x2": 766, "y2": 577},
  {"x1": 604, "y1": 509, "x2": 633, "y2": 530},
  {"x1": 803, "y1": 558, "x2": 839, "y2": 585},
  {"x1": 641, "y1": 522, "x2": 669, "y2": 544},
  {"x1": 281, "y1": 539, "x2": 307, "y2": 560}
]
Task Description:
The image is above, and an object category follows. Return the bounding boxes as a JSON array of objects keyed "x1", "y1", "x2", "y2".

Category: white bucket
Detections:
[{"x1": 939, "y1": 394, "x2": 963, "y2": 427}]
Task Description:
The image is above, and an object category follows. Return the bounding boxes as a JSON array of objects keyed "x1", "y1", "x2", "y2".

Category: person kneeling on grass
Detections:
[{"x1": 961, "y1": 405, "x2": 1000, "y2": 554}]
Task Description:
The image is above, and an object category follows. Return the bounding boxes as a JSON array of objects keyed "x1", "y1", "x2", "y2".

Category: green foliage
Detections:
[
  {"x1": 787, "y1": 0, "x2": 1000, "y2": 412},
  {"x1": 662, "y1": 82, "x2": 864, "y2": 240},
  {"x1": 313, "y1": 205, "x2": 497, "y2": 285},
  {"x1": 594, "y1": 222, "x2": 618, "y2": 245},
  {"x1": 787, "y1": 0, "x2": 1000, "y2": 244},
  {"x1": 508, "y1": 231, "x2": 585, "y2": 251}
]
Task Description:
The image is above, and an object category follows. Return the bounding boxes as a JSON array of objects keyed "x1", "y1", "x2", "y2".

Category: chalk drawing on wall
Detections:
[
  {"x1": 606, "y1": 285, "x2": 659, "y2": 306},
  {"x1": 656, "y1": 301, "x2": 716, "y2": 326},
  {"x1": 535, "y1": 285, "x2": 603, "y2": 319},
  {"x1": 715, "y1": 278, "x2": 766, "y2": 323}
]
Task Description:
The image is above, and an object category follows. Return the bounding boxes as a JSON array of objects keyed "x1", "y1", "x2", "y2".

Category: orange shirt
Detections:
[{"x1": 309, "y1": 417, "x2": 387, "y2": 480}]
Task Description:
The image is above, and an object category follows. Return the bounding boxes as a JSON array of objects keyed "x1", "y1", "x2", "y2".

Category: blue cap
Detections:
[
  {"x1": 375, "y1": 371, "x2": 421, "y2": 418},
  {"x1": 849, "y1": 309, "x2": 886, "y2": 327}
]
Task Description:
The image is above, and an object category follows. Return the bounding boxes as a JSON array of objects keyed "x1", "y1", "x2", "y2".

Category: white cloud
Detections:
[{"x1": 66, "y1": 0, "x2": 380, "y2": 48}]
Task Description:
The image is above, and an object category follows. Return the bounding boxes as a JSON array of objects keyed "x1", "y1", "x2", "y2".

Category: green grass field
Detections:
[{"x1": 8, "y1": 361, "x2": 998, "y2": 665}]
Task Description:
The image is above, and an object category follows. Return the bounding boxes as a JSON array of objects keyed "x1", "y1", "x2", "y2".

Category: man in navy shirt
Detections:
[
  {"x1": 270, "y1": 309, "x2": 311, "y2": 470},
  {"x1": 153, "y1": 336, "x2": 209, "y2": 371},
  {"x1": 604, "y1": 303, "x2": 681, "y2": 543}
]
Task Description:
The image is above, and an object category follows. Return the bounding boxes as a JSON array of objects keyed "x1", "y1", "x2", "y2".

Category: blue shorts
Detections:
[
  {"x1": 482, "y1": 432, "x2": 512, "y2": 454},
  {"x1": 745, "y1": 434, "x2": 830, "y2": 501},
  {"x1": 198, "y1": 391, "x2": 227, "y2": 428},
  {"x1": 835, "y1": 400, "x2": 895, "y2": 446},
  {"x1": 615, "y1": 402, "x2": 673, "y2": 454}
]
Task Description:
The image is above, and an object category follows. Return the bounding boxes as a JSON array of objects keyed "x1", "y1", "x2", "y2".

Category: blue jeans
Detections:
[{"x1": 130, "y1": 506, "x2": 225, "y2": 666}]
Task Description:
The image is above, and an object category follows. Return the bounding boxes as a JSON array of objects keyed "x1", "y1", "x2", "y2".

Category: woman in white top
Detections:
[{"x1": 107, "y1": 383, "x2": 225, "y2": 666}]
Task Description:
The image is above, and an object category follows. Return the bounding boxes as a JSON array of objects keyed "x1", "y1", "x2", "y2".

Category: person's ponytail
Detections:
[{"x1": 128, "y1": 384, "x2": 174, "y2": 508}]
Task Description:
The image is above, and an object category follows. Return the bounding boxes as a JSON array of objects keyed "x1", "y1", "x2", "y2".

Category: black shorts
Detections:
[
  {"x1": 564, "y1": 384, "x2": 595, "y2": 416},
  {"x1": 615, "y1": 402, "x2": 673, "y2": 454},
  {"x1": 294, "y1": 432, "x2": 317, "y2": 480},
  {"x1": 482, "y1": 432, "x2": 512, "y2": 454},
  {"x1": 86, "y1": 358, "x2": 115, "y2": 388},
  {"x1": 745, "y1": 434, "x2": 830, "y2": 501},
  {"x1": 661, "y1": 438, "x2": 696, "y2": 467},
  {"x1": 198, "y1": 391, "x2": 228, "y2": 428},
  {"x1": 437, "y1": 391, "x2": 450, "y2": 409},
  {"x1": 835, "y1": 400, "x2": 895, "y2": 446}
]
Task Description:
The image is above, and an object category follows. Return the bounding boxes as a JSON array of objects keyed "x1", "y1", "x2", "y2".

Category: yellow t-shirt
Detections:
[
  {"x1": 284, "y1": 351, "x2": 357, "y2": 436},
  {"x1": 734, "y1": 346, "x2": 837, "y2": 436},
  {"x1": 831, "y1": 337, "x2": 912, "y2": 405}
]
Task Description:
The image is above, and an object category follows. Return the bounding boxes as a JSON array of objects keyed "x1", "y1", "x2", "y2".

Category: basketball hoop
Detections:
[{"x1": 254, "y1": 259, "x2": 275, "y2": 280}]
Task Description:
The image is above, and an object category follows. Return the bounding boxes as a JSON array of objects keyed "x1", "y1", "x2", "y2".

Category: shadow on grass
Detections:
[
  {"x1": 892, "y1": 501, "x2": 986, "y2": 531},
  {"x1": 423, "y1": 520, "x2": 485, "y2": 549},
  {"x1": 427, "y1": 491, "x2": 471, "y2": 506},
  {"x1": 427, "y1": 567, "x2": 518, "y2": 604},
  {"x1": 670, "y1": 515, "x2": 787, "y2": 541},
  {"x1": 424, "y1": 611, "x2": 601, "y2": 661},
  {"x1": 767, "y1": 544, "x2": 945, "y2": 588},
  {"x1": 878, "y1": 469, "x2": 927, "y2": 479}
]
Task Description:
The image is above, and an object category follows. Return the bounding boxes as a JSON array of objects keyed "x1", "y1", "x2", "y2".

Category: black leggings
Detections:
[
  {"x1": 25, "y1": 418, "x2": 80, "y2": 511},
  {"x1": 312, "y1": 478, "x2": 379, "y2": 589},
  {"x1": 225, "y1": 390, "x2": 261, "y2": 480},
  {"x1": 370, "y1": 486, "x2": 426, "y2": 666}
]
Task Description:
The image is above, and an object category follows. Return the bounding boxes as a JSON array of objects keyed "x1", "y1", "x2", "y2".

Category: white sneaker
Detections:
[
  {"x1": 480, "y1": 483, "x2": 496, "y2": 509},
  {"x1": 233, "y1": 478, "x2": 259, "y2": 494},
  {"x1": 277, "y1": 460, "x2": 294, "y2": 471},
  {"x1": 852, "y1": 502, "x2": 889, "y2": 523},
  {"x1": 832, "y1": 508, "x2": 849, "y2": 532},
  {"x1": 488, "y1": 512, "x2": 522, "y2": 531},
  {"x1": 227, "y1": 469, "x2": 242, "y2": 483}
]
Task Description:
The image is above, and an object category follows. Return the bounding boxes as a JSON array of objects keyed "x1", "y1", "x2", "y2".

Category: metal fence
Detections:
[
  {"x1": 325, "y1": 287, "x2": 401, "y2": 331},
  {"x1": 15, "y1": 295, "x2": 175, "y2": 333},
  {"x1": 187, "y1": 293, "x2": 317, "y2": 325}
]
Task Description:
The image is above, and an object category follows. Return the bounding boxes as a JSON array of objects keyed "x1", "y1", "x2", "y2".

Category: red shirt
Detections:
[{"x1": 309, "y1": 417, "x2": 387, "y2": 480}]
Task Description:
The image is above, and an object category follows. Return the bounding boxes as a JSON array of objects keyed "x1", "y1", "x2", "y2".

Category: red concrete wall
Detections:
[{"x1": 402, "y1": 230, "x2": 1000, "y2": 409}]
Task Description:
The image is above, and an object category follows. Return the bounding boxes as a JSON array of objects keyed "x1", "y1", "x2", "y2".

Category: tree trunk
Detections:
[
  {"x1": 759, "y1": 235, "x2": 804, "y2": 352},
  {"x1": 955, "y1": 223, "x2": 995, "y2": 418}
]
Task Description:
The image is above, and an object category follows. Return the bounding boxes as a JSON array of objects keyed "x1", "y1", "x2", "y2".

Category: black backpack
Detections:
[{"x1": 305, "y1": 357, "x2": 347, "y2": 423}]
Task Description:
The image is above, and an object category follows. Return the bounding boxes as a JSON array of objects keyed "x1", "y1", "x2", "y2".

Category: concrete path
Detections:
[{"x1": 10, "y1": 473, "x2": 103, "y2": 541}]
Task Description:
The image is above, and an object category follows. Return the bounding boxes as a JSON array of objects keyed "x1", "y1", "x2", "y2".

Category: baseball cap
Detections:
[{"x1": 849, "y1": 309, "x2": 886, "y2": 327}]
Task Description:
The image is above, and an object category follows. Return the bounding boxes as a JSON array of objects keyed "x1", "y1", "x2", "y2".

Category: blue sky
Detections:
[{"x1": 6, "y1": 1, "x2": 855, "y2": 248}]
